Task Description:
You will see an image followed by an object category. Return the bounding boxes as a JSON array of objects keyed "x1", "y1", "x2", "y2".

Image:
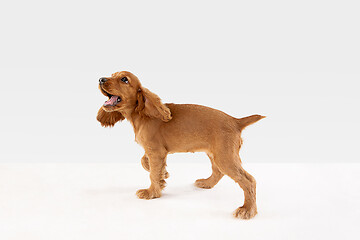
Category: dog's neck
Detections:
[{"x1": 121, "y1": 109, "x2": 146, "y2": 138}]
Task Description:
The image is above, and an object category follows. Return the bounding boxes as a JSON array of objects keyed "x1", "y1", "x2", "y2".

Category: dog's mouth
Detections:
[
  {"x1": 104, "y1": 95, "x2": 121, "y2": 106},
  {"x1": 101, "y1": 87, "x2": 122, "y2": 107}
]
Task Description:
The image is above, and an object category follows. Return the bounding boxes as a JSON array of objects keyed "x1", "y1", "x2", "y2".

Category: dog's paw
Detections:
[
  {"x1": 136, "y1": 189, "x2": 161, "y2": 200},
  {"x1": 233, "y1": 206, "x2": 257, "y2": 219},
  {"x1": 164, "y1": 171, "x2": 170, "y2": 179},
  {"x1": 194, "y1": 178, "x2": 214, "y2": 189}
]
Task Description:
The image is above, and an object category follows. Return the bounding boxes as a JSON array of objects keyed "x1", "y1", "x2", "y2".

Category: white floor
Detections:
[{"x1": 0, "y1": 161, "x2": 359, "y2": 240}]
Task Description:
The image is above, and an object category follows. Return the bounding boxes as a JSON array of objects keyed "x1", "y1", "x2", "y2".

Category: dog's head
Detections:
[
  {"x1": 99, "y1": 71, "x2": 141, "y2": 113},
  {"x1": 97, "y1": 71, "x2": 172, "y2": 127}
]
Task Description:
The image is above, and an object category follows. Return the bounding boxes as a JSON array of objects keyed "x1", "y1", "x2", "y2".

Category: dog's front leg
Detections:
[
  {"x1": 141, "y1": 154, "x2": 169, "y2": 178},
  {"x1": 136, "y1": 152, "x2": 167, "y2": 199},
  {"x1": 141, "y1": 154, "x2": 150, "y2": 172}
]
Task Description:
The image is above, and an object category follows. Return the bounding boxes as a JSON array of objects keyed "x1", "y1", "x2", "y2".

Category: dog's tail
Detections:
[{"x1": 237, "y1": 114, "x2": 266, "y2": 130}]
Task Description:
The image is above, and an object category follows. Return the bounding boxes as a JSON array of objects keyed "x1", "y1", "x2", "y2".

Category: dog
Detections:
[{"x1": 96, "y1": 71, "x2": 265, "y2": 219}]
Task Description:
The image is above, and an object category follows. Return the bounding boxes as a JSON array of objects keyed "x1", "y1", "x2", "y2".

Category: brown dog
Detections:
[{"x1": 97, "y1": 71, "x2": 265, "y2": 219}]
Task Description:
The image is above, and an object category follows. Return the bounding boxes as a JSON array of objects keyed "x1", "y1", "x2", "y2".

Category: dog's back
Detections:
[{"x1": 160, "y1": 103, "x2": 264, "y2": 154}]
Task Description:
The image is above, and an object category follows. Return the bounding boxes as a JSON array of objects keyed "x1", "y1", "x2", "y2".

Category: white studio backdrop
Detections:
[{"x1": 0, "y1": 0, "x2": 359, "y2": 163}]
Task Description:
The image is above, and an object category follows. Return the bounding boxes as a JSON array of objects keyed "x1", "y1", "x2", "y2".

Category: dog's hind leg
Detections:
[
  {"x1": 195, "y1": 153, "x2": 224, "y2": 189},
  {"x1": 213, "y1": 150, "x2": 257, "y2": 219}
]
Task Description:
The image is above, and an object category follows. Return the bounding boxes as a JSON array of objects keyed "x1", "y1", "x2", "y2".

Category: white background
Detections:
[
  {"x1": 1, "y1": 0, "x2": 359, "y2": 163},
  {"x1": 0, "y1": 0, "x2": 360, "y2": 239}
]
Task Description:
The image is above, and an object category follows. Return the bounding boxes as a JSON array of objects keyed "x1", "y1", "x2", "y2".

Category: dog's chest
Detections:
[
  {"x1": 134, "y1": 127, "x2": 147, "y2": 146},
  {"x1": 134, "y1": 127, "x2": 160, "y2": 149}
]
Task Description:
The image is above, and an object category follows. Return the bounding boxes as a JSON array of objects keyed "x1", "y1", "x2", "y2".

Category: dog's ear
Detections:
[
  {"x1": 135, "y1": 87, "x2": 172, "y2": 122},
  {"x1": 96, "y1": 107, "x2": 125, "y2": 127}
]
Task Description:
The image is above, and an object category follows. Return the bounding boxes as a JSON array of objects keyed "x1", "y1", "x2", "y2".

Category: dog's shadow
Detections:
[
  {"x1": 83, "y1": 184, "x2": 242, "y2": 219},
  {"x1": 83, "y1": 184, "x2": 210, "y2": 199}
]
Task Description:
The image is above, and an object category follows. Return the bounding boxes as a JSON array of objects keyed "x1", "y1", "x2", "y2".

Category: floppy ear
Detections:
[
  {"x1": 135, "y1": 87, "x2": 172, "y2": 122},
  {"x1": 96, "y1": 107, "x2": 125, "y2": 127}
]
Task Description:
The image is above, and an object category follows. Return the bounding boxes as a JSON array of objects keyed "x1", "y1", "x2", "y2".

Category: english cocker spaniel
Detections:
[{"x1": 96, "y1": 71, "x2": 265, "y2": 219}]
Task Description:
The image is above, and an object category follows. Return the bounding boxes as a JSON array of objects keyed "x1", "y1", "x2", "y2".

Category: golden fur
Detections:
[{"x1": 97, "y1": 71, "x2": 265, "y2": 219}]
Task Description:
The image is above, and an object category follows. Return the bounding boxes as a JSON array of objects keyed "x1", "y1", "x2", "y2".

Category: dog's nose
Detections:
[{"x1": 99, "y1": 77, "x2": 108, "y2": 84}]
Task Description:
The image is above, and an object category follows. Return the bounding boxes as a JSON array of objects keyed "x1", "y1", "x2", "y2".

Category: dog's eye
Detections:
[{"x1": 121, "y1": 77, "x2": 129, "y2": 84}]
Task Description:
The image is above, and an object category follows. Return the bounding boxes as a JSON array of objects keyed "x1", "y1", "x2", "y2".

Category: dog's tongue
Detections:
[{"x1": 104, "y1": 96, "x2": 119, "y2": 106}]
